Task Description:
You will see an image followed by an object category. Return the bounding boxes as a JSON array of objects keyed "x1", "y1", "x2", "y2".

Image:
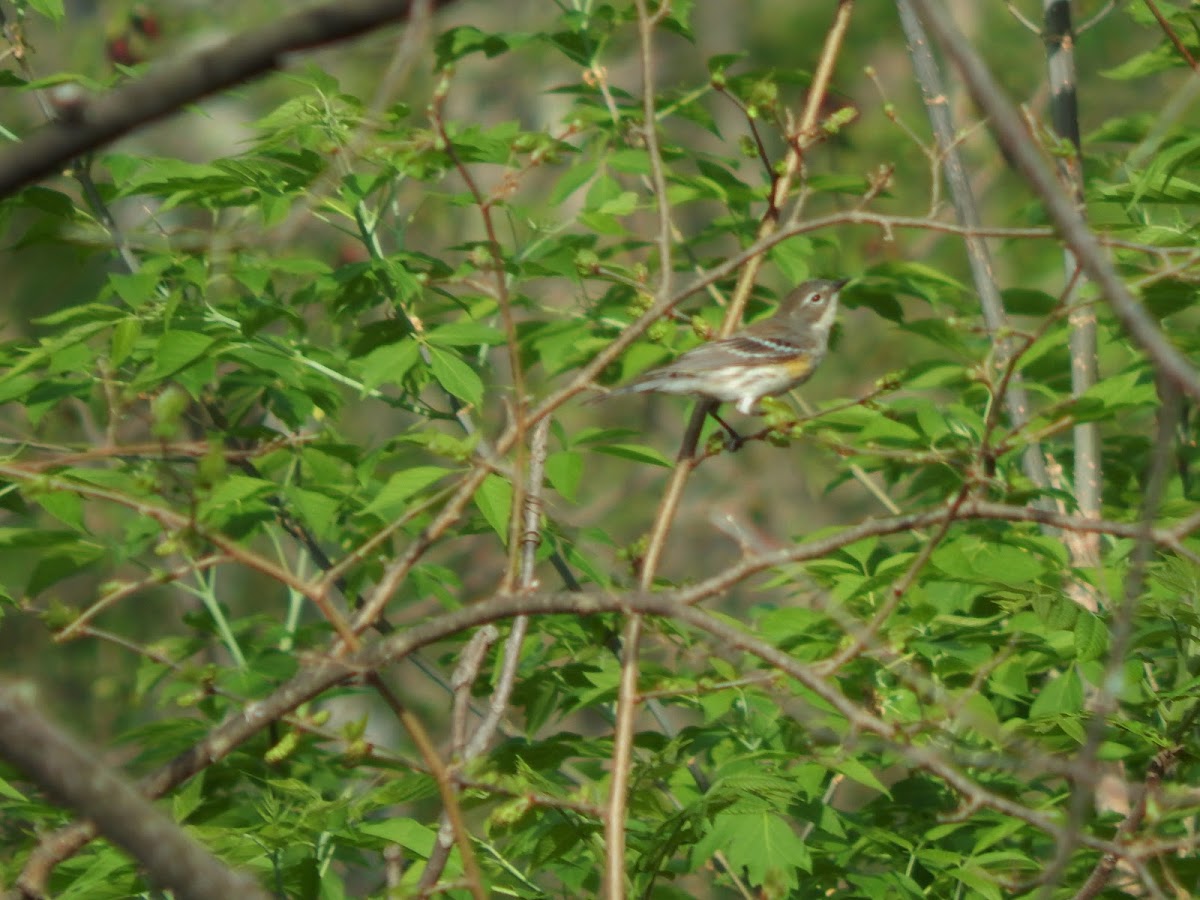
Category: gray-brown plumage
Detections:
[{"x1": 607, "y1": 278, "x2": 847, "y2": 416}]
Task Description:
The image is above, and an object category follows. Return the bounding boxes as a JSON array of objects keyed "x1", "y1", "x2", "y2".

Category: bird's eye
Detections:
[{"x1": 806, "y1": 292, "x2": 823, "y2": 304}]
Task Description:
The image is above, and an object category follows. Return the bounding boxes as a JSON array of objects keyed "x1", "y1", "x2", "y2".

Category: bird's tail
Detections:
[{"x1": 583, "y1": 383, "x2": 637, "y2": 405}]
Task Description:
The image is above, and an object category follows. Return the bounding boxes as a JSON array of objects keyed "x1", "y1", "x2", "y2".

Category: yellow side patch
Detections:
[{"x1": 783, "y1": 354, "x2": 814, "y2": 378}]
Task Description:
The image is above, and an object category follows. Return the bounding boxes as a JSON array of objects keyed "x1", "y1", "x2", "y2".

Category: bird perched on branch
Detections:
[{"x1": 601, "y1": 277, "x2": 849, "y2": 445}]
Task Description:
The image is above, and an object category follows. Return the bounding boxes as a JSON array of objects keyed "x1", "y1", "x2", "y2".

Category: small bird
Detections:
[{"x1": 603, "y1": 277, "x2": 848, "y2": 443}]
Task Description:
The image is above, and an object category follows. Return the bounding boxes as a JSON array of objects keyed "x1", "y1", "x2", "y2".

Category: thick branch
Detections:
[
  {"x1": 0, "y1": 683, "x2": 270, "y2": 900},
  {"x1": 0, "y1": 0, "x2": 458, "y2": 198}
]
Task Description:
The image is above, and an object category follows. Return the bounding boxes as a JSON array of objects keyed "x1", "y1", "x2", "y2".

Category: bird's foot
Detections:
[{"x1": 710, "y1": 411, "x2": 745, "y2": 452}]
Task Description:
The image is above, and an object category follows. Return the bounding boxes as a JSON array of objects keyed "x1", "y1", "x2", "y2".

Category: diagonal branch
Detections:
[
  {"x1": 0, "y1": 683, "x2": 271, "y2": 900},
  {"x1": 0, "y1": 0, "x2": 461, "y2": 198}
]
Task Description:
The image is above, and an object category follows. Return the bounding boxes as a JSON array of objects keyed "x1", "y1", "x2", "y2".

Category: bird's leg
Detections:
[{"x1": 709, "y1": 409, "x2": 745, "y2": 452}]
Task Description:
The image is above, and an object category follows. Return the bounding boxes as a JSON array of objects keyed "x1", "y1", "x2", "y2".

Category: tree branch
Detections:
[
  {"x1": 0, "y1": 683, "x2": 271, "y2": 900},
  {"x1": 0, "y1": 0, "x2": 458, "y2": 198}
]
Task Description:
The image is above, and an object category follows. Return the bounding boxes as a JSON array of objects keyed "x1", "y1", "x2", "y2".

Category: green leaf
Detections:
[
  {"x1": 434, "y1": 26, "x2": 513, "y2": 68},
  {"x1": 0, "y1": 773, "x2": 28, "y2": 801},
  {"x1": 36, "y1": 490, "x2": 84, "y2": 531},
  {"x1": 26, "y1": 0, "x2": 64, "y2": 22},
  {"x1": 0, "y1": 320, "x2": 112, "y2": 386},
  {"x1": 425, "y1": 322, "x2": 506, "y2": 347},
  {"x1": 357, "y1": 818, "x2": 436, "y2": 856},
  {"x1": 1029, "y1": 667, "x2": 1084, "y2": 719},
  {"x1": 204, "y1": 475, "x2": 276, "y2": 508},
  {"x1": 284, "y1": 486, "x2": 341, "y2": 540},
  {"x1": 361, "y1": 467, "x2": 452, "y2": 520},
  {"x1": 548, "y1": 156, "x2": 598, "y2": 205},
  {"x1": 359, "y1": 339, "x2": 421, "y2": 392},
  {"x1": 1074, "y1": 613, "x2": 1108, "y2": 662},
  {"x1": 27, "y1": 542, "x2": 105, "y2": 595},
  {"x1": 769, "y1": 236, "x2": 813, "y2": 284},
  {"x1": 591, "y1": 443, "x2": 673, "y2": 468},
  {"x1": 1103, "y1": 43, "x2": 1181, "y2": 80},
  {"x1": 32, "y1": 303, "x2": 126, "y2": 327},
  {"x1": 109, "y1": 318, "x2": 141, "y2": 368},
  {"x1": 474, "y1": 474, "x2": 513, "y2": 542},
  {"x1": 932, "y1": 537, "x2": 1045, "y2": 585},
  {"x1": 834, "y1": 758, "x2": 893, "y2": 798},
  {"x1": 147, "y1": 330, "x2": 221, "y2": 383},
  {"x1": 427, "y1": 346, "x2": 484, "y2": 406},
  {"x1": 106, "y1": 272, "x2": 162, "y2": 310},
  {"x1": 545, "y1": 450, "x2": 583, "y2": 502},
  {"x1": 692, "y1": 811, "x2": 811, "y2": 891},
  {"x1": 596, "y1": 191, "x2": 638, "y2": 216},
  {"x1": 172, "y1": 772, "x2": 205, "y2": 823},
  {"x1": 952, "y1": 865, "x2": 1004, "y2": 900}
]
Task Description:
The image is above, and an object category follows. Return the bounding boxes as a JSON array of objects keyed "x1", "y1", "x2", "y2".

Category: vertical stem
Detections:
[
  {"x1": 1044, "y1": 0, "x2": 1102, "y2": 546},
  {"x1": 604, "y1": 6, "x2": 855, "y2": 896},
  {"x1": 604, "y1": 1, "x2": 672, "y2": 891}
]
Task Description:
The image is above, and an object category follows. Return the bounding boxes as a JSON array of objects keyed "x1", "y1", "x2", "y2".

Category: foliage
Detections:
[{"x1": 0, "y1": 1, "x2": 1199, "y2": 897}]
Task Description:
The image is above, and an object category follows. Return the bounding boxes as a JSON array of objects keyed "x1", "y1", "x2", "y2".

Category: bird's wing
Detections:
[{"x1": 660, "y1": 333, "x2": 806, "y2": 371}]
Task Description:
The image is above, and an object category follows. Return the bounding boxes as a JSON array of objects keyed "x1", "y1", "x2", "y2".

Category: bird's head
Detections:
[{"x1": 779, "y1": 277, "x2": 849, "y2": 333}]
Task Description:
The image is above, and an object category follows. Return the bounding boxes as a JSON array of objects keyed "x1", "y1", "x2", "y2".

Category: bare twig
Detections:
[
  {"x1": 1004, "y1": 1, "x2": 1042, "y2": 33},
  {"x1": 428, "y1": 78, "x2": 530, "y2": 592},
  {"x1": 604, "y1": 1, "x2": 674, "y2": 891},
  {"x1": 369, "y1": 674, "x2": 487, "y2": 900},
  {"x1": 421, "y1": 421, "x2": 552, "y2": 890},
  {"x1": 1143, "y1": 0, "x2": 1200, "y2": 72},
  {"x1": 464, "y1": 418, "x2": 549, "y2": 760},
  {"x1": 1050, "y1": 378, "x2": 1182, "y2": 898},
  {"x1": 1077, "y1": 0, "x2": 1118, "y2": 34}
]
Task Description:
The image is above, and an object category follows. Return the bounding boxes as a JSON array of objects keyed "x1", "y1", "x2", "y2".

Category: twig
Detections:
[
  {"x1": 604, "y1": 1, "x2": 675, "y2": 891},
  {"x1": 421, "y1": 421, "x2": 552, "y2": 890},
  {"x1": 0, "y1": 462, "x2": 359, "y2": 649},
  {"x1": 603, "y1": 6, "x2": 858, "y2": 892},
  {"x1": 428, "y1": 78, "x2": 530, "y2": 592},
  {"x1": 369, "y1": 674, "x2": 487, "y2": 900},
  {"x1": 1143, "y1": 0, "x2": 1200, "y2": 72},
  {"x1": 1077, "y1": 0, "x2": 1118, "y2": 34},
  {"x1": 1005, "y1": 1, "x2": 1042, "y2": 33},
  {"x1": 817, "y1": 484, "x2": 971, "y2": 674},
  {"x1": 55, "y1": 553, "x2": 231, "y2": 642}
]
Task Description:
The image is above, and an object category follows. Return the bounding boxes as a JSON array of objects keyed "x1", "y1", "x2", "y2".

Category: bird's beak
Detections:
[{"x1": 833, "y1": 278, "x2": 851, "y2": 291}]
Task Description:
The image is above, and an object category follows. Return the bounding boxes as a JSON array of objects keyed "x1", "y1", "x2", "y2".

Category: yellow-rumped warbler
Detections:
[{"x1": 603, "y1": 277, "x2": 848, "y2": 440}]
